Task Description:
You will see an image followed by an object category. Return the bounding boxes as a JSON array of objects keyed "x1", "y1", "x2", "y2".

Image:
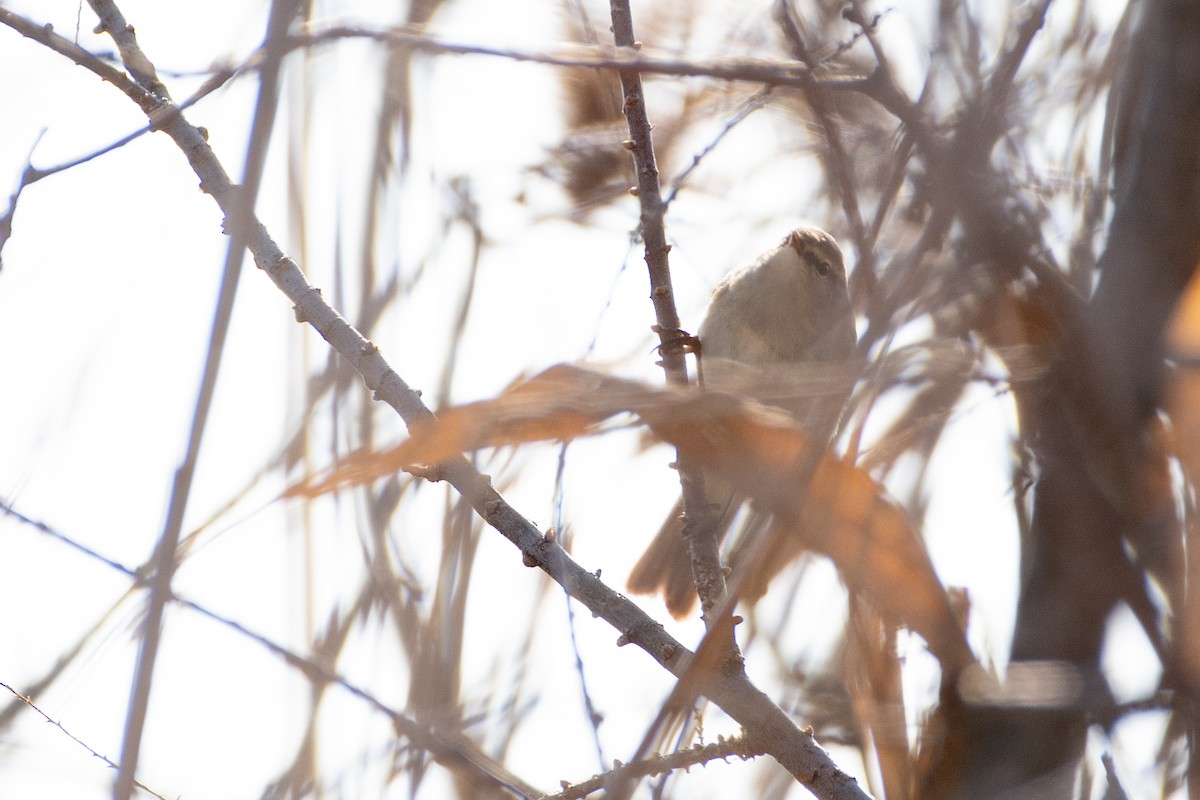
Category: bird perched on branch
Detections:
[{"x1": 627, "y1": 226, "x2": 857, "y2": 617}]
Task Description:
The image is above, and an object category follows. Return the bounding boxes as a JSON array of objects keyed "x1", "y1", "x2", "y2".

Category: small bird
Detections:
[{"x1": 627, "y1": 226, "x2": 857, "y2": 617}]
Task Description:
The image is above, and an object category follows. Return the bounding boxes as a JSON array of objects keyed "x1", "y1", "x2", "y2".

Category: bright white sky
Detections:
[{"x1": 0, "y1": 1, "x2": 1166, "y2": 798}]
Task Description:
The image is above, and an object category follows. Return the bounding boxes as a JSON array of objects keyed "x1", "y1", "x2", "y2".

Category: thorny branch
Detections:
[{"x1": 0, "y1": 681, "x2": 170, "y2": 800}]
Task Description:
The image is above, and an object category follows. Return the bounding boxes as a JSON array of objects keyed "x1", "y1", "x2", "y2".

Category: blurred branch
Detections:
[
  {"x1": 776, "y1": 1, "x2": 869, "y2": 260},
  {"x1": 0, "y1": 15, "x2": 846, "y2": 97},
  {"x1": 74, "y1": 2, "x2": 303, "y2": 798},
  {"x1": 915, "y1": 0, "x2": 1200, "y2": 796},
  {"x1": 287, "y1": 24, "x2": 830, "y2": 86},
  {"x1": 0, "y1": 500, "x2": 544, "y2": 799}
]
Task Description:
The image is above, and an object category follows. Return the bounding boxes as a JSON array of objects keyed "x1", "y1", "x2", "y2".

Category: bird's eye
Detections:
[{"x1": 816, "y1": 260, "x2": 831, "y2": 277}]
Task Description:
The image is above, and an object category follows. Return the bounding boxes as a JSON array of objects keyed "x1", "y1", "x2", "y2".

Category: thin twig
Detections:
[
  {"x1": 0, "y1": 682, "x2": 171, "y2": 800},
  {"x1": 661, "y1": 86, "x2": 776, "y2": 211}
]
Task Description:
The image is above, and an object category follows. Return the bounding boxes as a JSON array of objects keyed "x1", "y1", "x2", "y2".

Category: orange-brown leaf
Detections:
[
  {"x1": 285, "y1": 365, "x2": 664, "y2": 498},
  {"x1": 283, "y1": 364, "x2": 971, "y2": 668},
  {"x1": 801, "y1": 455, "x2": 973, "y2": 671}
]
